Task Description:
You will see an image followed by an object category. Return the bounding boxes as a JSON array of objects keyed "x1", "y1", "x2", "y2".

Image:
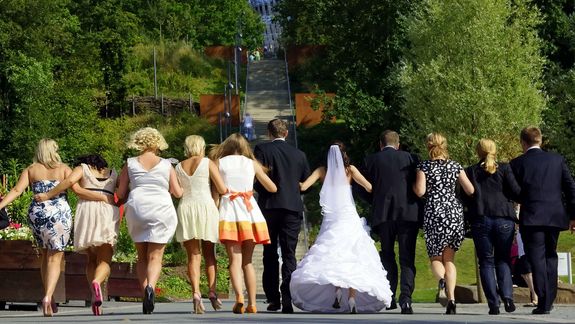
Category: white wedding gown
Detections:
[{"x1": 290, "y1": 145, "x2": 393, "y2": 313}]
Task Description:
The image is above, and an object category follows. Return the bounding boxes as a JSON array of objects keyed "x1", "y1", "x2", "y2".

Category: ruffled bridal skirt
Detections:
[{"x1": 290, "y1": 206, "x2": 393, "y2": 313}]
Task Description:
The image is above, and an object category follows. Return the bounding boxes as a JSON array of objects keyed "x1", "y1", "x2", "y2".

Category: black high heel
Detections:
[
  {"x1": 445, "y1": 300, "x2": 456, "y2": 315},
  {"x1": 143, "y1": 285, "x2": 155, "y2": 314},
  {"x1": 332, "y1": 288, "x2": 342, "y2": 309}
]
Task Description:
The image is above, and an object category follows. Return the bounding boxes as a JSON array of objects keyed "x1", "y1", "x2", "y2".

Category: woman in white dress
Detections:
[
  {"x1": 210, "y1": 133, "x2": 277, "y2": 314},
  {"x1": 175, "y1": 135, "x2": 227, "y2": 313},
  {"x1": 291, "y1": 142, "x2": 393, "y2": 313},
  {"x1": 117, "y1": 127, "x2": 183, "y2": 314},
  {"x1": 34, "y1": 154, "x2": 119, "y2": 316}
]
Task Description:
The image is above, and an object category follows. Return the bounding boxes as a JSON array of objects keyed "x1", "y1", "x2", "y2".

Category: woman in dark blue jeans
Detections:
[{"x1": 465, "y1": 139, "x2": 521, "y2": 315}]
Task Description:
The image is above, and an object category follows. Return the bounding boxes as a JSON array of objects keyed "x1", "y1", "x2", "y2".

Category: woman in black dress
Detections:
[
  {"x1": 464, "y1": 139, "x2": 520, "y2": 315},
  {"x1": 413, "y1": 133, "x2": 474, "y2": 314}
]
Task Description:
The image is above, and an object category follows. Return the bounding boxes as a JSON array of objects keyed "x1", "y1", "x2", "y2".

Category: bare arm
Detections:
[
  {"x1": 208, "y1": 160, "x2": 228, "y2": 195},
  {"x1": 71, "y1": 183, "x2": 114, "y2": 204},
  {"x1": 169, "y1": 167, "x2": 183, "y2": 198},
  {"x1": 0, "y1": 167, "x2": 30, "y2": 210},
  {"x1": 254, "y1": 161, "x2": 277, "y2": 193},
  {"x1": 413, "y1": 170, "x2": 426, "y2": 198},
  {"x1": 349, "y1": 165, "x2": 372, "y2": 193},
  {"x1": 458, "y1": 170, "x2": 474, "y2": 196},
  {"x1": 116, "y1": 165, "x2": 129, "y2": 205},
  {"x1": 300, "y1": 167, "x2": 325, "y2": 191}
]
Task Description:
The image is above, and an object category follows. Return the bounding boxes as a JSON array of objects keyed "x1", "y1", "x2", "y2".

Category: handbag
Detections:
[{"x1": 0, "y1": 207, "x2": 9, "y2": 230}]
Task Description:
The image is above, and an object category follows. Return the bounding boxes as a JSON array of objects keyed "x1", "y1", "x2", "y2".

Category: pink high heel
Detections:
[{"x1": 92, "y1": 281, "x2": 103, "y2": 306}]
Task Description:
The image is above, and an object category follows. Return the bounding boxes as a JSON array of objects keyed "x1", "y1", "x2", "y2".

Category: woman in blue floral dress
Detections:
[{"x1": 0, "y1": 139, "x2": 106, "y2": 317}]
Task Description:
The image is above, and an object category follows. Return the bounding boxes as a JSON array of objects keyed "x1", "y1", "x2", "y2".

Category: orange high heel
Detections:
[
  {"x1": 246, "y1": 305, "x2": 257, "y2": 313},
  {"x1": 232, "y1": 302, "x2": 245, "y2": 314}
]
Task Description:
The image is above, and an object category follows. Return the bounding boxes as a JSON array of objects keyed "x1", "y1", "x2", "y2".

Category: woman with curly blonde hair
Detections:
[
  {"x1": 413, "y1": 133, "x2": 474, "y2": 315},
  {"x1": 117, "y1": 127, "x2": 183, "y2": 314}
]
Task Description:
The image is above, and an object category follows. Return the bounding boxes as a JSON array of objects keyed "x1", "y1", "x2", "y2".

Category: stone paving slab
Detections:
[{"x1": 0, "y1": 300, "x2": 573, "y2": 323}]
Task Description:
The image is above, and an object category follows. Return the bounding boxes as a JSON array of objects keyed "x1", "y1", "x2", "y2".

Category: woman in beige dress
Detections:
[
  {"x1": 175, "y1": 135, "x2": 227, "y2": 313},
  {"x1": 35, "y1": 154, "x2": 119, "y2": 316}
]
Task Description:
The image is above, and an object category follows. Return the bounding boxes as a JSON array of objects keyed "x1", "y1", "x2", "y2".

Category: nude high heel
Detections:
[
  {"x1": 193, "y1": 292, "x2": 205, "y2": 314},
  {"x1": 348, "y1": 297, "x2": 357, "y2": 314}
]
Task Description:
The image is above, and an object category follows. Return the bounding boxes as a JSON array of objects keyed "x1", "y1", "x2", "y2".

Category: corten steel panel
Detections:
[
  {"x1": 204, "y1": 46, "x2": 248, "y2": 64},
  {"x1": 200, "y1": 95, "x2": 240, "y2": 126},
  {"x1": 295, "y1": 93, "x2": 335, "y2": 127}
]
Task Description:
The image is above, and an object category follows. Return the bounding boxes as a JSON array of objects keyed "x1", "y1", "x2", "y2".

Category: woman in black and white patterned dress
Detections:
[{"x1": 413, "y1": 133, "x2": 474, "y2": 315}]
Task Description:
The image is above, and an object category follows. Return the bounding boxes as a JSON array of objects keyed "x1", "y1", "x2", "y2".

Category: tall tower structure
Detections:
[{"x1": 249, "y1": 0, "x2": 281, "y2": 52}]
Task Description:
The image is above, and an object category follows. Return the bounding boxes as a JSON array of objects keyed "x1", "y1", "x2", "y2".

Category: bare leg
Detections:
[
  {"x1": 241, "y1": 241, "x2": 256, "y2": 307},
  {"x1": 135, "y1": 243, "x2": 149, "y2": 290},
  {"x1": 442, "y1": 247, "x2": 457, "y2": 301},
  {"x1": 93, "y1": 244, "x2": 113, "y2": 284},
  {"x1": 349, "y1": 288, "x2": 356, "y2": 298},
  {"x1": 430, "y1": 257, "x2": 446, "y2": 282},
  {"x1": 225, "y1": 242, "x2": 244, "y2": 304},
  {"x1": 44, "y1": 250, "x2": 64, "y2": 301},
  {"x1": 522, "y1": 273, "x2": 538, "y2": 305},
  {"x1": 183, "y1": 239, "x2": 202, "y2": 294},
  {"x1": 202, "y1": 241, "x2": 217, "y2": 294},
  {"x1": 145, "y1": 243, "x2": 167, "y2": 288},
  {"x1": 86, "y1": 249, "x2": 97, "y2": 283}
]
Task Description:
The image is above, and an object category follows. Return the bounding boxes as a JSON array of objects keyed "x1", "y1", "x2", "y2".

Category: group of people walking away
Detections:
[{"x1": 0, "y1": 121, "x2": 574, "y2": 317}]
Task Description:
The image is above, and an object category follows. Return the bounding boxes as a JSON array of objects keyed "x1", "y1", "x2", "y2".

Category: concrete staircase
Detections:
[{"x1": 238, "y1": 59, "x2": 309, "y2": 299}]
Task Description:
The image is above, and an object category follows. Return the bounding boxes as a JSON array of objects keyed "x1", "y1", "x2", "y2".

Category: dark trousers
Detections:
[
  {"x1": 520, "y1": 226, "x2": 560, "y2": 312},
  {"x1": 262, "y1": 208, "x2": 302, "y2": 305},
  {"x1": 376, "y1": 221, "x2": 418, "y2": 305},
  {"x1": 471, "y1": 216, "x2": 515, "y2": 309}
]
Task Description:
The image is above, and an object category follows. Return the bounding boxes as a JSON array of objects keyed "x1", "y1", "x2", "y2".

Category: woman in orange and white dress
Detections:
[{"x1": 210, "y1": 133, "x2": 277, "y2": 314}]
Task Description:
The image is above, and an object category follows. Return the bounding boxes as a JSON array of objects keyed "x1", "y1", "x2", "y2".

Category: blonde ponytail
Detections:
[{"x1": 477, "y1": 139, "x2": 497, "y2": 174}]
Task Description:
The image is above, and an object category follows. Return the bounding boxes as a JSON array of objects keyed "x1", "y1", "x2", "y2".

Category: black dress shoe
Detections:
[
  {"x1": 532, "y1": 308, "x2": 550, "y2": 315},
  {"x1": 400, "y1": 303, "x2": 413, "y2": 314},
  {"x1": 503, "y1": 298, "x2": 516, "y2": 313},
  {"x1": 267, "y1": 301, "x2": 281, "y2": 311},
  {"x1": 281, "y1": 303, "x2": 294, "y2": 314},
  {"x1": 488, "y1": 307, "x2": 500, "y2": 315},
  {"x1": 386, "y1": 299, "x2": 397, "y2": 310}
]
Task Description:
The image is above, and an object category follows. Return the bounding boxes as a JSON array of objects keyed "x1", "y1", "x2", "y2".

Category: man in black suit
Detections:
[
  {"x1": 254, "y1": 119, "x2": 311, "y2": 313},
  {"x1": 510, "y1": 126, "x2": 575, "y2": 315},
  {"x1": 364, "y1": 130, "x2": 420, "y2": 314}
]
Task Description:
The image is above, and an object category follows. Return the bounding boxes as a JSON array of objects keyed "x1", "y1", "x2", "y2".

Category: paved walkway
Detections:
[
  {"x1": 1, "y1": 300, "x2": 573, "y2": 323},
  {"x1": 242, "y1": 58, "x2": 308, "y2": 299}
]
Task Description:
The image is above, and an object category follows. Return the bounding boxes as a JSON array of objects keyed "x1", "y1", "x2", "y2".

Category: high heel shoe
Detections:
[
  {"x1": 143, "y1": 285, "x2": 155, "y2": 314},
  {"x1": 246, "y1": 305, "x2": 257, "y2": 313},
  {"x1": 50, "y1": 300, "x2": 58, "y2": 314},
  {"x1": 232, "y1": 300, "x2": 245, "y2": 314},
  {"x1": 91, "y1": 304, "x2": 102, "y2": 316},
  {"x1": 193, "y1": 292, "x2": 205, "y2": 314},
  {"x1": 348, "y1": 297, "x2": 357, "y2": 314},
  {"x1": 445, "y1": 300, "x2": 456, "y2": 315},
  {"x1": 208, "y1": 291, "x2": 223, "y2": 311},
  {"x1": 41, "y1": 297, "x2": 53, "y2": 317},
  {"x1": 332, "y1": 287, "x2": 342, "y2": 309},
  {"x1": 92, "y1": 281, "x2": 103, "y2": 307}
]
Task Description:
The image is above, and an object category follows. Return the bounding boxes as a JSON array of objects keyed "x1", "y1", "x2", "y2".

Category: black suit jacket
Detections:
[
  {"x1": 254, "y1": 140, "x2": 311, "y2": 212},
  {"x1": 364, "y1": 147, "x2": 420, "y2": 227},
  {"x1": 465, "y1": 162, "x2": 520, "y2": 221},
  {"x1": 510, "y1": 148, "x2": 575, "y2": 229}
]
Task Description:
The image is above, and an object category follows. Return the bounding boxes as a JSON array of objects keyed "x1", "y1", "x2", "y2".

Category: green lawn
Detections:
[{"x1": 410, "y1": 230, "x2": 575, "y2": 302}]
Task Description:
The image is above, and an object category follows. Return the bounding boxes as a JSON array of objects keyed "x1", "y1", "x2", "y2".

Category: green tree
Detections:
[{"x1": 400, "y1": 0, "x2": 546, "y2": 164}]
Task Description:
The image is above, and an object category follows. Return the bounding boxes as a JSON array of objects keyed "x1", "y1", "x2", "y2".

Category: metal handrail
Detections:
[
  {"x1": 241, "y1": 53, "x2": 251, "y2": 136},
  {"x1": 283, "y1": 47, "x2": 309, "y2": 252}
]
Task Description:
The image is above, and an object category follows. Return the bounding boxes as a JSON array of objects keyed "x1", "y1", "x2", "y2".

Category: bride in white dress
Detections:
[{"x1": 290, "y1": 142, "x2": 393, "y2": 313}]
